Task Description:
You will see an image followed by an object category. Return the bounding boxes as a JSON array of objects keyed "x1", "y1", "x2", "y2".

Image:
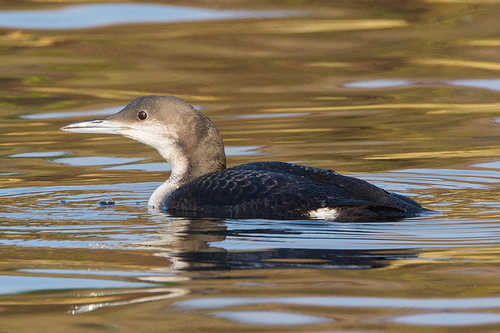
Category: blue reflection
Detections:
[
  {"x1": 448, "y1": 79, "x2": 500, "y2": 92},
  {"x1": 176, "y1": 296, "x2": 500, "y2": 310},
  {"x1": 20, "y1": 106, "x2": 122, "y2": 120},
  {"x1": 52, "y1": 156, "x2": 147, "y2": 166},
  {"x1": 343, "y1": 78, "x2": 500, "y2": 92},
  {"x1": 19, "y1": 268, "x2": 172, "y2": 277},
  {"x1": 344, "y1": 80, "x2": 411, "y2": 88},
  {"x1": 391, "y1": 312, "x2": 500, "y2": 326},
  {"x1": 0, "y1": 275, "x2": 156, "y2": 295},
  {"x1": 0, "y1": 4, "x2": 291, "y2": 30},
  {"x1": 212, "y1": 310, "x2": 333, "y2": 325},
  {"x1": 9, "y1": 151, "x2": 69, "y2": 158}
]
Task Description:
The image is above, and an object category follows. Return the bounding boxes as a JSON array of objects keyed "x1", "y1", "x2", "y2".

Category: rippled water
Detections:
[
  {"x1": 0, "y1": 4, "x2": 293, "y2": 29},
  {"x1": 1, "y1": 1, "x2": 500, "y2": 331}
]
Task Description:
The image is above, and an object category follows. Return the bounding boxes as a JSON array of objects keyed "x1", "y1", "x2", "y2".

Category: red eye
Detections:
[{"x1": 137, "y1": 110, "x2": 148, "y2": 120}]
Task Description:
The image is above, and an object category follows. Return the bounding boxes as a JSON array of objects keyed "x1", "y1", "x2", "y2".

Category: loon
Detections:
[{"x1": 61, "y1": 95, "x2": 430, "y2": 221}]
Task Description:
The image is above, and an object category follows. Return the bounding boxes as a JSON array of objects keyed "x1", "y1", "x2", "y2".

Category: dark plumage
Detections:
[
  {"x1": 166, "y1": 162, "x2": 427, "y2": 220},
  {"x1": 61, "y1": 95, "x2": 430, "y2": 221}
]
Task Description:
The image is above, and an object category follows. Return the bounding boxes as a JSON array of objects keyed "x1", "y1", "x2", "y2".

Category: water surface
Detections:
[
  {"x1": 1, "y1": 0, "x2": 500, "y2": 332},
  {"x1": 0, "y1": 3, "x2": 292, "y2": 29}
]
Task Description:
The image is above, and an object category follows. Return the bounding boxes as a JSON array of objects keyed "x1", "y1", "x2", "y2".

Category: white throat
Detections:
[
  {"x1": 148, "y1": 147, "x2": 191, "y2": 209},
  {"x1": 148, "y1": 179, "x2": 179, "y2": 209}
]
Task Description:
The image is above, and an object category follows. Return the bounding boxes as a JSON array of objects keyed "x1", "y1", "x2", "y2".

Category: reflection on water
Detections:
[
  {"x1": 176, "y1": 295, "x2": 500, "y2": 310},
  {"x1": 449, "y1": 79, "x2": 500, "y2": 92},
  {"x1": 228, "y1": 112, "x2": 309, "y2": 119},
  {"x1": 2, "y1": 0, "x2": 500, "y2": 330},
  {"x1": 69, "y1": 287, "x2": 188, "y2": 314},
  {"x1": 9, "y1": 151, "x2": 69, "y2": 158},
  {"x1": 1, "y1": 167, "x2": 500, "y2": 324},
  {"x1": 21, "y1": 105, "x2": 205, "y2": 120},
  {"x1": 473, "y1": 160, "x2": 500, "y2": 169},
  {"x1": 0, "y1": 275, "x2": 156, "y2": 295},
  {"x1": 344, "y1": 80, "x2": 411, "y2": 89},
  {"x1": 175, "y1": 247, "x2": 403, "y2": 270},
  {"x1": 391, "y1": 313, "x2": 500, "y2": 326},
  {"x1": 19, "y1": 268, "x2": 175, "y2": 277},
  {"x1": 178, "y1": 296, "x2": 500, "y2": 326},
  {"x1": 20, "y1": 106, "x2": 123, "y2": 120},
  {"x1": 212, "y1": 310, "x2": 333, "y2": 325},
  {"x1": 105, "y1": 162, "x2": 171, "y2": 172},
  {"x1": 345, "y1": 79, "x2": 500, "y2": 92},
  {"x1": 53, "y1": 156, "x2": 147, "y2": 166},
  {"x1": 0, "y1": 4, "x2": 294, "y2": 29},
  {"x1": 1, "y1": 168, "x2": 499, "y2": 248}
]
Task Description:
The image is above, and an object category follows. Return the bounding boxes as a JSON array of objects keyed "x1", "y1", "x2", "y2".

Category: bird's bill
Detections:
[{"x1": 60, "y1": 118, "x2": 130, "y2": 135}]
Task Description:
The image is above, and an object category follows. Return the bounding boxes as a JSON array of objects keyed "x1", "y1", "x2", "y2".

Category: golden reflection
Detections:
[
  {"x1": 0, "y1": 30, "x2": 61, "y2": 47},
  {"x1": 0, "y1": 178, "x2": 21, "y2": 184},
  {"x1": 412, "y1": 58, "x2": 500, "y2": 72},
  {"x1": 263, "y1": 102, "x2": 500, "y2": 113},
  {"x1": 419, "y1": 247, "x2": 500, "y2": 263},
  {"x1": 29, "y1": 87, "x2": 224, "y2": 102},
  {"x1": 250, "y1": 19, "x2": 409, "y2": 34},
  {"x1": 367, "y1": 147, "x2": 500, "y2": 160},
  {"x1": 425, "y1": 0, "x2": 500, "y2": 3},
  {"x1": 459, "y1": 39, "x2": 500, "y2": 46},
  {"x1": 0, "y1": 287, "x2": 189, "y2": 315},
  {"x1": 69, "y1": 287, "x2": 189, "y2": 314},
  {"x1": 307, "y1": 62, "x2": 351, "y2": 68},
  {"x1": 4, "y1": 131, "x2": 54, "y2": 136},
  {"x1": 0, "y1": 122, "x2": 48, "y2": 127},
  {"x1": 1, "y1": 0, "x2": 500, "y2": 330},
  {"x1": 312, "y1": 96, "x2": 350, "y2": 100},
  {"x1": 223, "y1": 128, "x2": 332, "y2": 135},
  {"x1": 0, "y1": 141, "x2": 56, "y2": 145}
]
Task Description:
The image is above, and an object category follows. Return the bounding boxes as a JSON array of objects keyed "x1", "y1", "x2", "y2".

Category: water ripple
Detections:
[{"x1": 0, "y1": 4, "x2": 294, "y2": 30}]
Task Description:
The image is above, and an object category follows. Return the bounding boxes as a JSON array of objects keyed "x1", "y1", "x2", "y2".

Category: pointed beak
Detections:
[{"x1": 60, "y1": 118, "x2": 131, "y2": 134}]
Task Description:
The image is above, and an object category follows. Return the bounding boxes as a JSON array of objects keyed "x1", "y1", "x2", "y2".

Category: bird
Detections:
[{"x1": 61, "y1": 95, "x2": 431, "y2": 221}]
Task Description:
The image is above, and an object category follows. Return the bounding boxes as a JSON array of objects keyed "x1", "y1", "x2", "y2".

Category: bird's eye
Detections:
[{"x1": 137, "y1": 110, "x2": 148, "y2": 120}]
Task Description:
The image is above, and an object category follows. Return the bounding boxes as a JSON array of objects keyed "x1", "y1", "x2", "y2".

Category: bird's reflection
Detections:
[
  {"x1": 25, "y1": 215, "x2": 420, "y2": 314},
  {"x1": 142, "y1": 214, "x2": 418, "y2": 273}
]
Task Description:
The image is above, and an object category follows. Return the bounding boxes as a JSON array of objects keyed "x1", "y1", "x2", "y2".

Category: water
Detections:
[
  {"x1": 1, "y1": 1, "x2": 500, "y2": 331},
  {"x1": 0, "y1": 4, "x2": 294, "y2": 29}
]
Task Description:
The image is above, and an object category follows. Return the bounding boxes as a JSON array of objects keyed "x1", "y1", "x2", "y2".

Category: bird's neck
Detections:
[
  {"x1": 148, "y1": 179, "x2": 178, "y2": 209},
  {"x1": 148, "y1": 137, "x2": 226, "y2": 209}
]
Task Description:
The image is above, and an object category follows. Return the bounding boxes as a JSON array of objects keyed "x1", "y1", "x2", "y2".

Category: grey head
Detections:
[{"x1": 61, "y1": 95, "x2": 227, "y2": 208}]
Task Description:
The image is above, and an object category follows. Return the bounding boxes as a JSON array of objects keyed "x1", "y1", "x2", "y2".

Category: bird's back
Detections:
[{"x1": 163, "y1": 162, "x2": 428, "y2": 220}]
